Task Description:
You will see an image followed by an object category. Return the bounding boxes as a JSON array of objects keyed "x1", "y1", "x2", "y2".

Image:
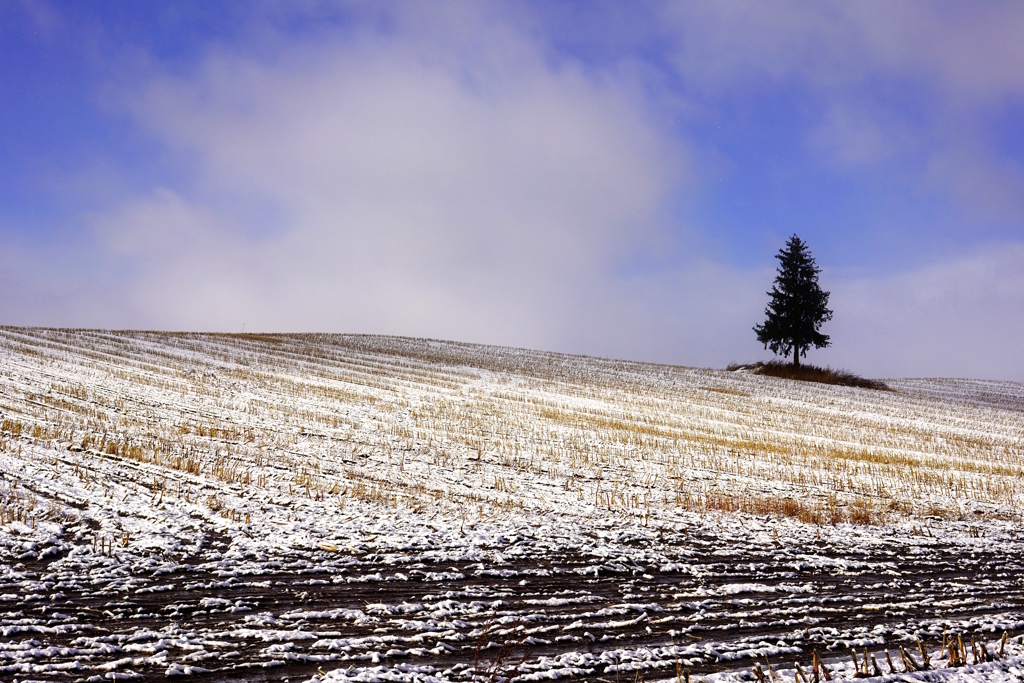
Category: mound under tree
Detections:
[{"x1": 754, "y1": 234, "x2": 833, "y2": 367}]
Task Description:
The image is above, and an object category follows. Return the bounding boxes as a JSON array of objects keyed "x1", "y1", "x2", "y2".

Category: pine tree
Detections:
[{"x1": 754, "y1": 235, "x2": 832, "y2": 367}]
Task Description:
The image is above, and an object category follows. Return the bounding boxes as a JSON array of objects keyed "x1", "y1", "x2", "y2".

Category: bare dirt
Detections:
[{"x1": 5, "y1": 525, "x2": 1023, "y2": 682}]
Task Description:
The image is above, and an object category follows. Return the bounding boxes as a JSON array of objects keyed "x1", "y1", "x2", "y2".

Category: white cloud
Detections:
[
  {"x1": 807, "y1": 102, "x2": 910, "y2": 169},
  {"x1": 660, "y1": 2, "x2": 1024, "y2": 100},
  {"x1": 660, "y1": 1, "x2": 1024, "y2": 220},
  {"x1": 924, "y1": 143, "x2": 1024, "y2": 224},
  {"x1": 827, "y1": 244, "x2": 1024, "y2": 381},
  {"x1": 86, "y1": 6, "x2": 685, "y2": 348}
]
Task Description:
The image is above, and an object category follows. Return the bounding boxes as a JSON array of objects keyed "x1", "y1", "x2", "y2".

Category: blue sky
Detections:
[{"x1": 2, "y1": 1, "x2": 1023, "y2": 380}]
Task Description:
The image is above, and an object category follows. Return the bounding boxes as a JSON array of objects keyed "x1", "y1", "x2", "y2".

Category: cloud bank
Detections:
[
  {"x1": 96, "y1": 11, "x2": 682, "y2": 351},
  {"x1": 1, "y1": 2, "x2": 1022, "y2": 380}
]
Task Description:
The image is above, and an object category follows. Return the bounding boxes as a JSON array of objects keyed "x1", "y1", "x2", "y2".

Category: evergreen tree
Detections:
[{"x1": 754, "y1": 235, "x2": 832, "y2": 367}]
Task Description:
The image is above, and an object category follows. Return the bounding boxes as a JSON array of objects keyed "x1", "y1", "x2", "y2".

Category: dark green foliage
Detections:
[{"x1": 754, "y1": 235, "x2": 832, "y2": 366}]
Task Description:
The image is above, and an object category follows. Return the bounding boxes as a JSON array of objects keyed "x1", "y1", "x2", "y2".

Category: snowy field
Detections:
[{"x1": 0, "y1": 328, "x2": 1022, "y2": 682}]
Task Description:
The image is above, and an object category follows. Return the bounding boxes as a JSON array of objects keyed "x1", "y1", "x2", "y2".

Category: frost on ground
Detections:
[{"x1": 0, "y1": 329, "x2": 1021, "y2": 682}]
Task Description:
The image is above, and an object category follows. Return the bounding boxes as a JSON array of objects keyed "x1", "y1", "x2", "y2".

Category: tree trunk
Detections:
[{"x1": 793, "y1": 345, "x2": 800, "y2": 367}]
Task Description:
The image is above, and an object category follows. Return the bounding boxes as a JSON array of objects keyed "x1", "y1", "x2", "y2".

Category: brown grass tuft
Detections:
[{"x1": 727, "y1": 360, "x2": 889, "y2": 390}]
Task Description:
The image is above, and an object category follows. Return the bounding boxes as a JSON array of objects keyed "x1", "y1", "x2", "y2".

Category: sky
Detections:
[{"x1": 1, "y1": 1, "x2": 1023, "y2": 381}]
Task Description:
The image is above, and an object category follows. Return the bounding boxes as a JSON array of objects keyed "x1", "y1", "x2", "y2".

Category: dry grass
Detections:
[
  {"x1": 0, "y1": 327, "x2": 1021, "y2": 529},
  {"x1": 728, "y1": 360, "x2": 889, "y2": 390}
]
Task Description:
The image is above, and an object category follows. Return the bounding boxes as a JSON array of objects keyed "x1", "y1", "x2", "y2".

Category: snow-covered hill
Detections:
[{"x1": 1, "y1": 329, "x2": 1022, "y2": 682}]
